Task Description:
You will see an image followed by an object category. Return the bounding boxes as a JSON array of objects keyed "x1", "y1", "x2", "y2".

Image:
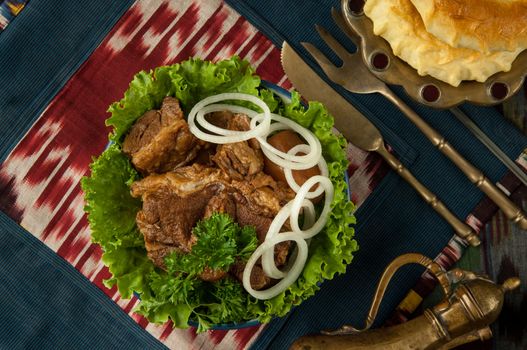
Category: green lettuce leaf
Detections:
[
  {"x1": 81, "y1": 56, "x2": 358, "y2": 332},
  {"x1": 106, "y1": 58, "x2": 260, "y2": 143},
  {"x1": 81, "y1": 144, "x2": 142, "y2": 248},
  {"x1": 81, "y1": 144, "x2": 153, "y2": 298},
  {"x1": 101, "y1": 244, "x2": 153, "y2": 299}
]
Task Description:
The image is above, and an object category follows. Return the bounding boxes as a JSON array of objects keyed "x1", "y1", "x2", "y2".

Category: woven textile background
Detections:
[
  {"x1": 0, "y1": 0, "x2": 285, "y2": 348},
  {"x1": 0, "y1": 0, "x2": 386, "y2": 348},
  {"x1": 0, "y1": 0, "x2": 526, "y2": 349}
]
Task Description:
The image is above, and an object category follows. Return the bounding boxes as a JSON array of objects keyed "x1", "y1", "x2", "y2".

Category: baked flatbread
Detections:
[
  {"x1": 364, "y1": 0, "x2": 523, "y2": 86},
  {"x1": 410, "y1": 0, "x2": 527, "y2": 53}
]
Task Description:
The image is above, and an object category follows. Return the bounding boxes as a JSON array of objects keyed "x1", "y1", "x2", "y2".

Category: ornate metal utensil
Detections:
[
  {"x1": 339, "y1": 0, "x2": 527, "y2": 187},
  {"x1": 290, "y1": 253, "x2": 521, "y2": 350},
  {"x1": 281, "y1": 41, "x2": 481, "y2": 246},
  {"x1": 302, "y1": 9, "x2": 527, "y2": 230}
]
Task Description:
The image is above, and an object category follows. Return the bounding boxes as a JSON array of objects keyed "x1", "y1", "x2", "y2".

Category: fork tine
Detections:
[
  {"x1": 331, "y1": 7, "x2": 361, "y2": 47},
  {"x1": 301, "y1": 41, "x2": 341, "y2": 81},
  {"x1": 314, "y1": 24, "x2": 352, "y2": 61}
]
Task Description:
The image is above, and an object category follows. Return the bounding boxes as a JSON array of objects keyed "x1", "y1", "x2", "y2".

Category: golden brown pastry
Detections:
[
  {"x1": 364, "y1": 0, "x2": 524, "y2": 86},
  {"x1": 410, "y1": 0, "x2": 527, "y2": 53}
]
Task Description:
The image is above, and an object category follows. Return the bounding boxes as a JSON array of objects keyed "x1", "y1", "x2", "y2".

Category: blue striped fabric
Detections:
[
  {"x1": 0, "y1": 0, "x2": 525, "y2": 348},
  {"x1": 0, "y1": 212, "x2": 167, "y2": 350},
  {"x1": 0, "y1": 0, "x2": 134, "y2": 162},
  {"x1": 223, "y1": 1, "x2": 527, "y2": 349},
  {"x1": 0, "y1": 1, "x2": 28, "y2": 31},
  {"x1": 0, "y1": 0, "x2": 169, "y2": 348}
]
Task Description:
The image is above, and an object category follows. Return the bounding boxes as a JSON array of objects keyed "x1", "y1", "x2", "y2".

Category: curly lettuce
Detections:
[{"x1": 81, "y1": 56, "x2": 358, "y2": 331}]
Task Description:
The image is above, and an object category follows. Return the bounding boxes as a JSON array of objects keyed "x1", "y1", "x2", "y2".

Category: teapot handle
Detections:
[{"x1": 323, "y1": 253, "x2": 452, "y2": 335}]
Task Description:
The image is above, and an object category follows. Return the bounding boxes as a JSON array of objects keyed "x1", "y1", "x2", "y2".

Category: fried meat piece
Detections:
[
  {"x1": 204, "y1": 190, "x2": 236, "y2": 219},
  {"x1": 212, "y1": 113, "x2": 264, "y2": 180},
  {"x1": 230, "y1": 261, "x2": 271, "y2": 291},
  {"x1": 232, "y1": 192, "x2": 291, "y2": 268},
  {"x1": 131, "y1": 164, "x2": 231, "y2": 197},
  {"x1": 131, "y1": 119, "x2": 201, "y2": 174},
  {"x1": 123, "y1": 97, "x2": 183, "y2": 156},
  {"x1": 132, "y1": 163, "x2": 293, "y2": 286},
  {"x1": 136, "y1": 184, "x2": 222, "y2": 248},
  {"x1": 123, "y1": 97, "x2": 201, "y2": 174},
  {"x1": 131, "y1": 165, "x2": 232, "y2": 267}
]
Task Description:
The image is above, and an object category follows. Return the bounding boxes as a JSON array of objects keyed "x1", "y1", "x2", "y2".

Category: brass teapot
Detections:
[{"x1": 291, "y1": 253, "x2": 520, "y2": 350}]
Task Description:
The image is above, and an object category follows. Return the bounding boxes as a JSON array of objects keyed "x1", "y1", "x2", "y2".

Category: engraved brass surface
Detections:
[
  {"x1": 340, "y1": 0, "x2": 527, "y2": 108},
  {"x1": 299, "y1": 9, "x2": 527, "y2": 230},
  {"x1": 290, "y1": 253, "x2": 520, "y2": 350}
]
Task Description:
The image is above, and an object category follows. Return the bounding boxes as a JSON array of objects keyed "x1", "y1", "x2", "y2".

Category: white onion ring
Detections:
[
  {"x1": 261, "y1": 200, "x2": 316, "y2": 279},
  {"x1": 258, "y1": 125, "x2": 323, "y2": 170},
  {"x1": 187, "y1": 93, "x2": 271, "y2": 144},
  {"x1": 252, "y1": 114, "x2": 321, "y2": 164},
  {"x1": 265, "y1": 202, "x2": 295, "y2": 240},
  {"x1": 289, "y1": 176, "x2": 334, "y2": 238},
  {"x1": 255, "y1": 120, "x2": 324, "y2": 170},
  {"x1": 260, "y1": 202, "x2": 294, "y2": 279},
  {"x1": 243, "y1": 232, "x2": 309, "y2": 300},
  {"x1": 251, "y1": 114, "x2": 322, "y2": 168},
  {"x1": 301, "y1": 200, "x2": 316, "y2": 231},
  {"x1": 284, "y1": 144, "x2": 329, "y2": 198},
  {"x1": 195, "y1": 104, "x2": 259, "y2": 136}
]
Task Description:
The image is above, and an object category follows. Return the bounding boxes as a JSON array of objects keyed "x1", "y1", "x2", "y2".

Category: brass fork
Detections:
[{"x1": 303, "y1": 8, "x2": 527, "y2": 230}]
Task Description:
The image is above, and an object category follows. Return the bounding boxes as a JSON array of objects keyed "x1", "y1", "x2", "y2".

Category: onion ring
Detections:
[
  {"x1": 289, "y1": 176, "x2": 334, "y2": 238},
  {"x1": 195, "y1": 104, "x2": 258, "y2": 135},
  {"x1": 284, "y1": 144, "x2": 329, "y2": 198},
  {"x1": 243, "y1": 232, "x2": 309, "y2": 300},
  {"x1": 187, "y1": 93, "x2": 271, "y2": 144},
  {"x1": 261, "y1": 200, "x2": 316, "y2": 279},
  {"x1": 250, "y1": 114, "x2": 322, "y2": 168}
]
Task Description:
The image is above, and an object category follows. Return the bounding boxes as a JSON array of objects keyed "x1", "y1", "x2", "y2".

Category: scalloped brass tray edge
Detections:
[{"x1": 341, "y1": 1, "x2": 527, "y2": 109}]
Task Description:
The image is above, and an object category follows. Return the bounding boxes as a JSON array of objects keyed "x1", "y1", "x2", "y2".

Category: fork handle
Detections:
[
  {"x1": 376, "y1": 144, "x2": 481, "y2": 246},
  {"x1": 381, "y1": 88, "x2": 527, "y2": 231}
]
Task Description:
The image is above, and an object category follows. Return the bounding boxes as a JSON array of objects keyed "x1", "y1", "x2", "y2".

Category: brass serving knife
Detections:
[{"x1": 281, "y1": 42, "x2": 480, "y2": 246}]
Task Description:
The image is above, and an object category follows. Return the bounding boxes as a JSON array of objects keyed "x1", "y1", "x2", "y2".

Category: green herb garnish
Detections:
[{"x1": 164, "y1": 213, "x2": 258, "y2": 275}]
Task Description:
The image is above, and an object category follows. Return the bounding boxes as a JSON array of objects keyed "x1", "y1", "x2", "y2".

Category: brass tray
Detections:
[{"x1": 341, "y1": 0, "x2": 527, "y2": 108}]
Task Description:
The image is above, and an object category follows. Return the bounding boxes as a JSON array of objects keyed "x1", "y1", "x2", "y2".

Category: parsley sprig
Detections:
[{"x1": 164, "y1": 213, "x2": 258, "y2": 276}]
